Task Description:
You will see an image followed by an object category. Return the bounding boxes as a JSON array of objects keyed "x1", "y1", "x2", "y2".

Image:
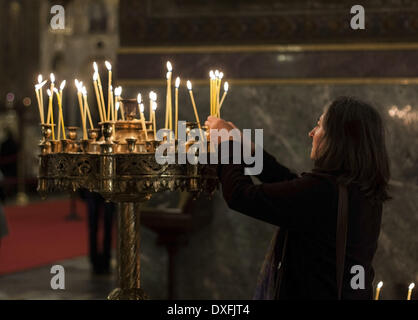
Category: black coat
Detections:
[{"x1": 218, "y1": 143, "x2": 382, "y2": 300}]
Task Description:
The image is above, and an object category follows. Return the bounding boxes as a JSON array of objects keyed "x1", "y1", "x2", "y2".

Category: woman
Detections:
[{"x1": 205, "y1": 96, "x2": 390, "y2": 300}]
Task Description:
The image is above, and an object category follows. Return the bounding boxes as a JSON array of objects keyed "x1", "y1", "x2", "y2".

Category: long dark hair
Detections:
[{"x1": 314, "y1": 96, "x2": 391, "y2": 203}]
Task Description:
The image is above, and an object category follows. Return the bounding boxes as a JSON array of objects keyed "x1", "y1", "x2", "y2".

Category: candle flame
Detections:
[
  {"x1": 115, "y1": 86, "x2": 122, "y2": 96},
  {"x1": 219, "y1": 72, "x2": 224, "y2": 79},
  {"x1": 38, "y1": 74, "x2": 43, "y2": 84},
  {"x1": 139, "y1": 103, "x2": 144, "y2": 113},
  {"x1": 105, "y1": 61, "x2": 112, "y2": 70},
  {"x1": 166, "y1": 71, "x2": 171, "y2": 80},
  {"x1": 60, "y1": 80, "x2": 66, "y2": 91},
  {"x1": 187, "y1": 80, "x2": 192, "y2": 90},
  {"x1": 377, "y1": 281, "x2": 383, "y2": 289},
  {"x1": 152, "y1": 101, "x2": 157, "y2": 111},
  {"x1": 224, "y1": 81, "x2": 229, "y2": 92},
  {"x1": 35, "y1": 80, "x2": 47, "y2": 90},
  {"x1": 93, "y1": 62, "x2": 98, "y2": 73},
  {"x1": 166, "y1": 61, "x2": 172, "y2": 72},
  {"x1": 81, "y1": 86, "x2": 87, "y2": 96},
  {"x1": 115, "y1": 101, "x2": 120, "y2": 111},
  {"x1": 47, "y1": 89, "x2": 52, "y2": 97},
  {"x1": 53, "y1": 88, "x2": 59, "y2": 94},
  {"x1": 175, "y1": 77, "x2": 180, "y2": 88},
  {"x1": 215, "y1": 70, "x2": 219, "y2": 78},
  {"x1": 149, "y1": 91, "x2": 157, "y2": 101},
  {"x1": 409, "y1": 283, "x2": 415, "y2": 290},
  {"x1": 50, "y1": 73, "x2": 55, "y2": 83},
  {"x1": 93, "y1": 72, "x2": 98, "y2": 81},
  {"x1": 137, "y1": 93, "x2": 142, "y2": 104},
  {"x1": 209, "y1": 70, "x2": 214, "y2": 78}
]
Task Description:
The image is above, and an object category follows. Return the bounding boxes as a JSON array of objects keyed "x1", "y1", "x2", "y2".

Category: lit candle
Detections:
[
  {"x1": 109, "y1": 85, "x2": 115, "y2": 123},
  {"x1": 374, "y1": 281, "x2": 383, "y2": 300},
  {"x1": 175, "y1": 77, "x2": 180, "y2": 140},
  {"x1": 152, "y1": 100, "x2": 157, "y2": 138},
  {"x1": 82, "y1": 86, "x2": 94, "y2": 130},
  {"x1": 186, "y1": 80, "x2": 202, "y2": 131},
  {"x1": 75, "y1": 80, "x2": 87, "y2": 140},
  {"x1": 137, "y1": 93, "x2": 148, "y2": 140},
  {"x1": 217, "y1": 72, "x2": 223, "y2": 117},
  {"x1": 407, "y1": 283, "x2": 415, "y2": 300},
  {"x1": 115, "y1": 86, "x2": 124, "y2": 120},
  {"x1": 93, "y1": 62, "x2": 107, "y2": 121},
  {"x1": 149, "y1": 91, "x2": 156, "y2": 122},
  {"x1": 46, "y1": 89, "x2": 55, "y2": 140},
  {"x1": 105, "y1": 61, "x2": 112, "y2": 122},
  {"x1": 209, "y1": 70, "x2": 215, "y2": 116},
  {"x1": 115, "y1": 101, "x2": 120, "y2": 122},
  {"x1": 165, "y1": 61, "x2": 172, "y2": 130},
  {"x1": 53, "y1": 80, "x2": 66, "y2": 140},
  {"x1": 47, "y1": 73, "x2": 55, "y2": 124},
  {"x1": 93, "y1": 72, "x2": 104, "y2": 122},
  {"x1": 35, "y1": 80, "x2": 47, "y2": 124},
  {"x1": 219, "y1": 81, "x2": 229, "y2": 113},
  {"x1": 37, "y1": 75, "x2": 45, "y2": 123}
]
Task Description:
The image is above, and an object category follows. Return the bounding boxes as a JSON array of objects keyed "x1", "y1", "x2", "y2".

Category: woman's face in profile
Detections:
[{"x1": 309, "y1": 113, "x2": 325, "y2": 160}]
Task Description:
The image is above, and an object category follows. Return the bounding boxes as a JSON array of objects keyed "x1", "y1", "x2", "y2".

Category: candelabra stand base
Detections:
[
  {"x1": 107, "y1": 288, "x2": 148, "y2": 300},
  {"x1": 107, "y1": 201, "x2": 148, "y2": 300}
]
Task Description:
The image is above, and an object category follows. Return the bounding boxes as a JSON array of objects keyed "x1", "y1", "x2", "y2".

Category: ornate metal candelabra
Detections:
[{"x1": 37, "y1": 99, "x2": 218, "y2": 300}]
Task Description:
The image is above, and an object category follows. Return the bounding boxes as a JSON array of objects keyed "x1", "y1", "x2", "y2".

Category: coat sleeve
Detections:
[
  {"x1": 256, "y1": 149, "x2": 299, "y2": 183},
  {"x1": 218, "y1": 141, "x2": 336, "y2": 229}
]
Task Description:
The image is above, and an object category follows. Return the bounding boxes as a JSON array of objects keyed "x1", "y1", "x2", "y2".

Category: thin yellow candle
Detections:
[
  {"x1": 54, "y1": 81, "x2": 66, "y2": 140},
  {"x1": 115, "y1": 101, "x2": 120, "y2": 121},
  {"x1": 35, "y1": 80, "x2": 47, "y2": 124},
  {"x1": 374, "y1": 281, "x2": 383, "y2": 300},
  {"x1": 34, "y1": 85, "x2": 42, "y2": 122},
  {"x1": 105, "y1": 61, "x2": 112, "y2": 122},
  {"x1": 165, "y1": 61, "x2": 172, "y2": 130},
  {"x1": 152, "y1": 100, "x2": 157, "y2": 138},
  {"x1": 219, "y1": 81, "x2": 229, "y2": 113},
  {"x1": 93, "y1": 62, "x2": 107, "y2": 121},
  {"x1": 209, "y1": 70, "x2": 214, "y2": 116},
  {"x1": 175, "y1": 77, "x2": 180, "y2": 140},
  {"x1": 407, "y1": 283, "x2": 415, "y2": 300},
  {"x1": 53, "y1": 88, "x2": 62, "y2": 140},
  {"x1": 186, "y1": 80, "x2": 202, "y2": 131},
  {"x1": 149, "y1": 91, "x2": 156, "y2": 123},
  {"x1": 47, "y1": 73, "x2": 55, "y2": 124},
  {"x1": 93, "y1": 72, "x2": 104, "y2": 122},
  {"x1": 214, "y1": 70, "x2": 220, "y2": 115},
  {"x1": 46, "y1": 89, "x2": 55, "y2": 140},
  {"x1": 137, "y1": 94, "x2": 148, "y2": 140},
  {"x1": 75, "y1": 80, "x2": 87, "y2": 140},
  {"x1": 82, "y1": 86, "x2": 94, "y2": 130},
  {"x1": 115, "y1": 86, "x2": 124, "y2": 120},
  {"x1": 37, "y1": 75, "x2": 45, "y2": 123},
  {"x1": 217, "y1": 72, "x2": 223, "y2": 116},
  {"x1": 109, "y1": 85, "x2": 115, "y2": 123}
]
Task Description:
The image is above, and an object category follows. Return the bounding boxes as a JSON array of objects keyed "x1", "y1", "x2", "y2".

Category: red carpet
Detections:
[{"x1": 0, "y1": 199, "x2": 89, "y2": 275}]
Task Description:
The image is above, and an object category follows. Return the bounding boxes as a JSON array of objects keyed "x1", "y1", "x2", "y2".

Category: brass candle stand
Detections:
[{"x1": 37, "y1": 99, "x2": 218, "y2": 300}]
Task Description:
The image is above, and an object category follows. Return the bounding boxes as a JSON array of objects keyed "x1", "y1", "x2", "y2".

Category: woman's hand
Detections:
[
  {"x1": 205, "y1": 116, "x2": 241, "y2": 145},
  {"x1": 205, "y1": 116, "x2": 236, "y2": 131}
]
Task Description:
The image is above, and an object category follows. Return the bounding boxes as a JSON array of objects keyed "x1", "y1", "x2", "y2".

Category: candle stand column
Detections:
[{"x1": 108, "y1": 201, "x2": 146, "y2": 300}]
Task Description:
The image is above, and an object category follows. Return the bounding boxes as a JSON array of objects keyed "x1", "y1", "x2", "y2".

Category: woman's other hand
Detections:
[{"x1": 205, "y1": 116, "x2": 241, "y2": 145}]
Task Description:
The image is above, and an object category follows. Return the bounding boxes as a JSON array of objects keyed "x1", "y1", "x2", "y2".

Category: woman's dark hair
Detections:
[{"x1": 314, "y1": 96, "x2": 391, "y2": 202}]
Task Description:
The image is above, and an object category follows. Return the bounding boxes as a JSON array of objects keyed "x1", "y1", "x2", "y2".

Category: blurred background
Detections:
[{"x1": 0, "y1": 0, "x2": 417, "y2": 300}]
